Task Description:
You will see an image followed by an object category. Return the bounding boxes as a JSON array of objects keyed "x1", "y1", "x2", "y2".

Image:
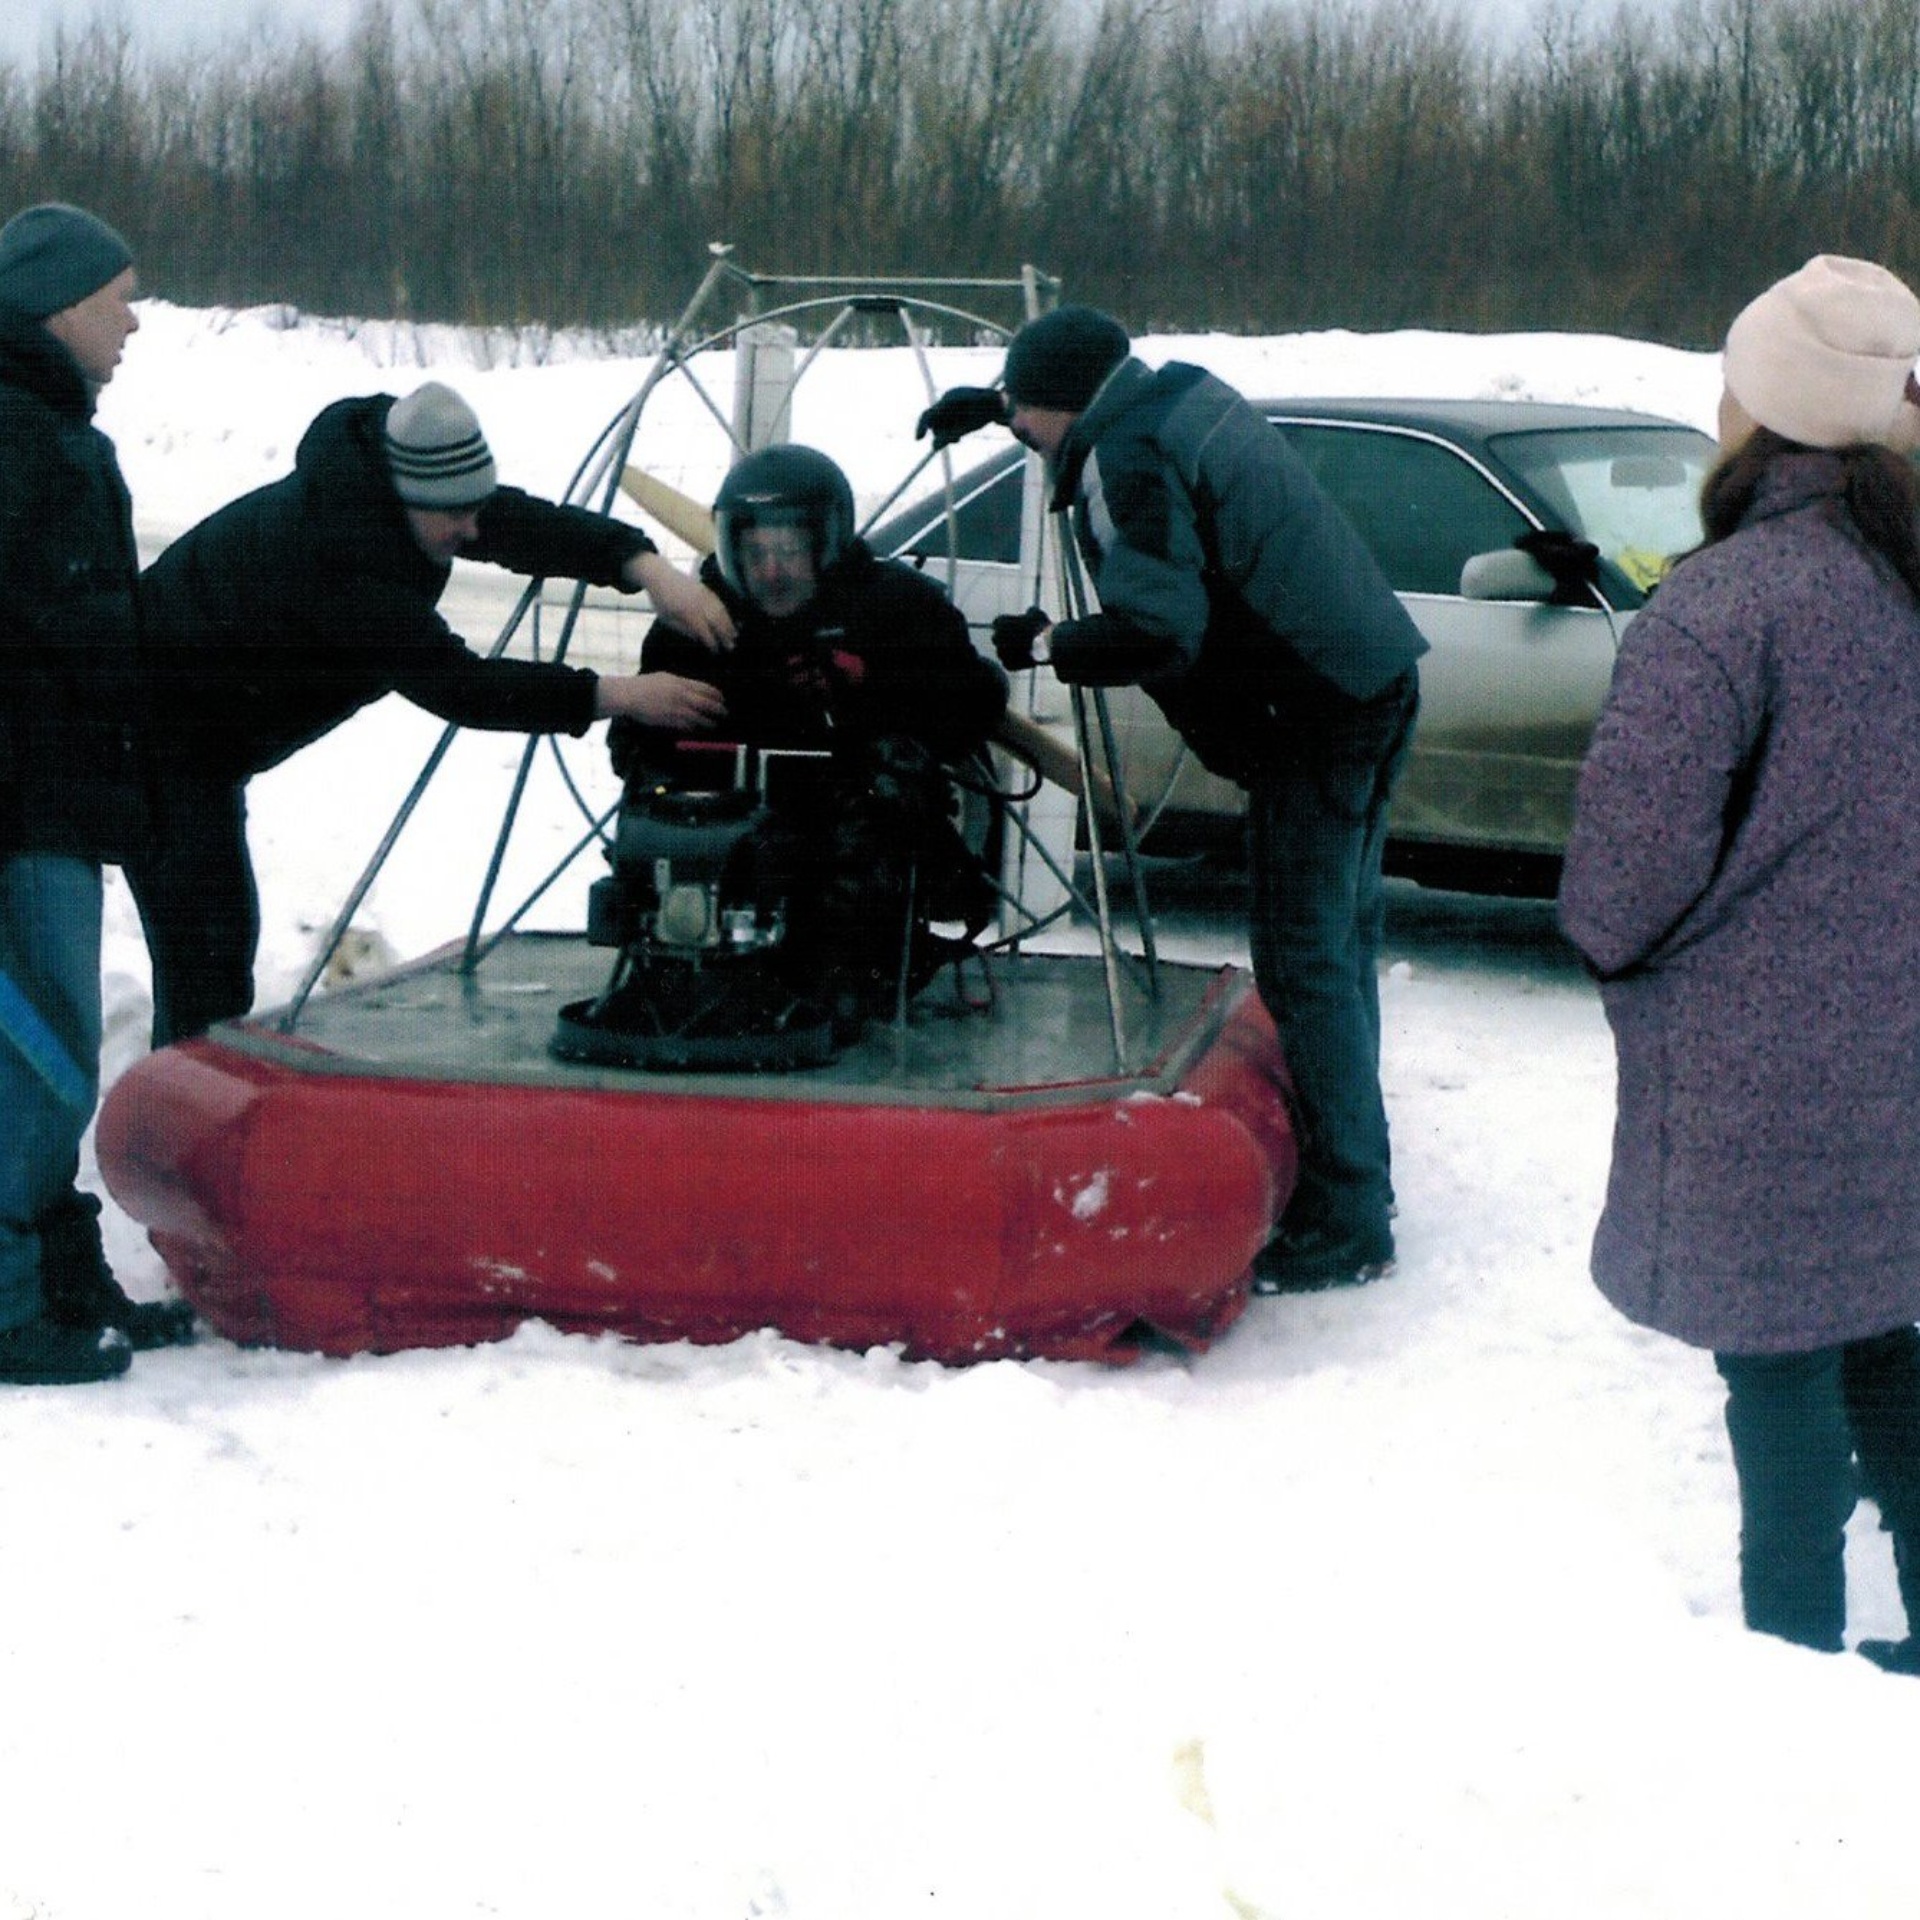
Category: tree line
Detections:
[{"x1": 4, "y1": 0, "x2": 1919, "y2": 346}]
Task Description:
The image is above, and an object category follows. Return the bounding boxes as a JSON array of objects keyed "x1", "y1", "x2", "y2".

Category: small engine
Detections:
[
  {"x1": 585, "y1": 785, "x2": 786, "y2": 959},
  {"x1": 551, "y1": 775, "x2": 837, "y2": 1073}
]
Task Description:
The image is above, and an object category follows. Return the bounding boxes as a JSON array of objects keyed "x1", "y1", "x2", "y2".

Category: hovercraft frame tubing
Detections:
[{"x1": 274, "y1": 250, "x2": 1164, "y2": 1067}]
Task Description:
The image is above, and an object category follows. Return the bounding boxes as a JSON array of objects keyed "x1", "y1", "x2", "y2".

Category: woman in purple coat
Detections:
[{"x1": 1560, "y1": 255, "x2": 1920, "y2": 1676}]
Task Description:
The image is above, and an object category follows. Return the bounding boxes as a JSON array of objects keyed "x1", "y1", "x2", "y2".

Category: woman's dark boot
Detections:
[
  {"x1": 1843, "y1": 1327, "x2": 1920, "y2": 1677},
  {"x1": 1857, "y1": 1524, "x2": 1920, "y2": 1675},
  {"x1": 38, "y1": 1191, "x2": 195, "y2": 1350}
]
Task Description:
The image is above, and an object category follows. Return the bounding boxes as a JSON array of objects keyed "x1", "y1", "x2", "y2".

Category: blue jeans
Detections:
[
  {"x1": 1246, "y1": 675, "x2": 1416, "y2": 1238},
  {"x1": 0, "y1": 854, "x2": 103, "y2": 1331}
]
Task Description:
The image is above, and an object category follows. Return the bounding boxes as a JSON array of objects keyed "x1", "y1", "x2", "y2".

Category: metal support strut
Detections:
[
  {"x1": 274, "y1": 250, "x2": 1158, "y2": 1059},
  {"x1": 1053, "y1": 524, "x2": 1160, "y2": 1072}
]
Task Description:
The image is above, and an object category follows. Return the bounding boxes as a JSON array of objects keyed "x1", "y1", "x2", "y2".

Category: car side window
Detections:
[
  {"x1": 898, "y1": 463, "x2": 1025, "y2": 566},
  {"x1": 1277, "y1": 423, "x2": 1530, "y2": 597}
]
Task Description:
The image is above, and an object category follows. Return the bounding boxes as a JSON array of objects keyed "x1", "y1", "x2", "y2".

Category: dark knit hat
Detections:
[
  {"x1": 384, "y1": 381, "x2": 498, "y2": 508},
  {"x1": 0, "y1": 203, "x2": 134, "y2": 320},
  {"x1": 1002, "y1": 305, "x2": 1131, "y2": 412}
]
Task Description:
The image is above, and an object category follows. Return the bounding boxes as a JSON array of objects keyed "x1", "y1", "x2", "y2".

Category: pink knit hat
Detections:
[{"x1": 1723, "y1": 254, "x2": 1920, "y2": 451}]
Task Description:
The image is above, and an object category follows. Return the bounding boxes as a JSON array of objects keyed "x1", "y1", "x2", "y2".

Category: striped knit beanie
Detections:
[{"x1": 383, "y1": 382, "x2": 498, "y2": 508}]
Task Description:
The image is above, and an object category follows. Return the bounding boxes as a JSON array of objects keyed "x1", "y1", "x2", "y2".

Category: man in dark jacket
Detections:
[
  {"x1": 129, "y1": 380, "x2": 730, "y2": 1044},
  {"x1": 609, "y1": 443, "x2": 1008, "y2": 1029},
  {"x1": 0, "y1": 202, "x2": 192, "y2": 1381},
  {"x1": 923, "y1": 309, "x2": 1426, "y2": 1289}
]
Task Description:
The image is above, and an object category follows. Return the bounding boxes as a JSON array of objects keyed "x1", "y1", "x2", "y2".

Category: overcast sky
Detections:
[
  {"x1": 2, "y1": 0, "x2": 1684, "y2": 66},
  {"x1": 1, "y1": 0, "x2": 364, "y2": 62}
]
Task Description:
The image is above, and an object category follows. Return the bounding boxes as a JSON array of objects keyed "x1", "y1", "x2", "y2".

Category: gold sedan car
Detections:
[{"x1": 871, "y1": 398, "x2": 1717, "y2": 894}]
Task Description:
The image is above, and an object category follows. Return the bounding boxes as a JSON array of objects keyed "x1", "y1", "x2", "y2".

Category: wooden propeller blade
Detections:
[{"x1": 619, "y1": 466, "x2": 719, "y2": 553}]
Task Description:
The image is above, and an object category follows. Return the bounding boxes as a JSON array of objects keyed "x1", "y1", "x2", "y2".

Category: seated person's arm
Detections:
[{"x1": 838, "y1": 576, "x2": 1008, "y2": 760}]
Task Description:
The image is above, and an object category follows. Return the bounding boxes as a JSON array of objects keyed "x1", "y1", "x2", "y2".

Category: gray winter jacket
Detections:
[
  {"x1": 1558, "y1": 452, "x2": 1920, "y2": 1354},
  {"x1": 1048, "y1": 360, "x2": 1425, "y2": 783}
]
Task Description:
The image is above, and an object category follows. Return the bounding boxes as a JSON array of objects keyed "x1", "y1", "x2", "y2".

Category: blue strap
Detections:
[{"x1": 0, "y1": 966, "x2": 92, "y2": 1115}]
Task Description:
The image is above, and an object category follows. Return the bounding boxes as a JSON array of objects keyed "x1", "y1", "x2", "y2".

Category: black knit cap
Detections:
[
  {"x1": 1002, "y1": 305, "x2": 1131, "y2": 412},
  {"x1": 0, "y1": 203, "x2": 133, "y2": 320}
]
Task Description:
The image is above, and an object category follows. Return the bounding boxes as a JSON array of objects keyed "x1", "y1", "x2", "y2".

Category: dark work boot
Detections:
[
  {"x1": 38, "y1": 1191, "x2": 195, "y2": 1350},
  {"x1": 1251, "y1": 1216, "x2": 1396, "y2": 1294},
  {"x1": 0, "y1": 1316, "x2": 132, "y2": 1385}
]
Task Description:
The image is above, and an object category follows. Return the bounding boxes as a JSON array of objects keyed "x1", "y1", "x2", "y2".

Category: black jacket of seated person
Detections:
[
  {"x1": 608, "y1": 544, "x2": 1009, "y2": 1014},
  {"x1": 610, "y1": 543, "x2": 1005, "y2": 771},
  {"x1": 128, "y1": 393, "x2": 662, "y2": 1045}
]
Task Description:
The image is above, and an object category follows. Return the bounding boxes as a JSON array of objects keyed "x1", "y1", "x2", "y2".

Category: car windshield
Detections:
[{"x1": 1487, "y1": 425, "x2": 1715, "y2": 600}]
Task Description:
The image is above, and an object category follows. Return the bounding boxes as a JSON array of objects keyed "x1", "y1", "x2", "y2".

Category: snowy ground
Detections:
[{"x1": 1, "y1": 299, "x2": 1914, "y2": 1919}]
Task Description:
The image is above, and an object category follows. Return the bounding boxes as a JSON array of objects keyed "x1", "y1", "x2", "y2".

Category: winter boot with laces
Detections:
[{"x1": 38, "y1": 1191, "x2": 195, "y2": 1350}]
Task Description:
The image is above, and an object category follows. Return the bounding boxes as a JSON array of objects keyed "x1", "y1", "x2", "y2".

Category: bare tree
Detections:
[{"x1": 9, "y1": 0, "x2": 1920, "y2": 342}]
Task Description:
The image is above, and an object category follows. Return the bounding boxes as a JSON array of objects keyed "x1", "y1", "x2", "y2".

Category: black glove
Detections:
[
  {"x1": 1046, "y1": 613, "x2": 1172, "y2": 686},
  {"x1": 1516, "y1": 528, "x2": 1601, "y2": 591},
  {"x1": 990, "y1": 606, "x2": 1052, "y2": 672},
  {"x1": 916, "y1": 386, "x2": 1007, "y2": 447}
]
